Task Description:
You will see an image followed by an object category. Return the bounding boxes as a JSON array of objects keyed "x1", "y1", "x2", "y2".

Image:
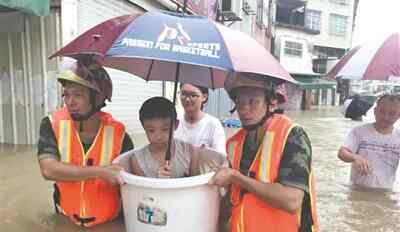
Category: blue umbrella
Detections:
[{"x1": 51, "y1": 10, "x2": 295, "y2": 161}]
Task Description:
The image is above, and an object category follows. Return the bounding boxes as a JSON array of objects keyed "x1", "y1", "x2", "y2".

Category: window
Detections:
[
  {"x1": 329, "y1": 0, "x2": 347, "y2": 5},
  {"x1": 313, "y1": 59, "x2": 327, "y2": 74},
  {"x1": 306, "y1": 9, "x2": 321, "y2": 31},
  {"x1": 284, "y1": 41, "x2": 303, "y2": 57},
  {"x1": 329, "y1": 14, "x2": 348, "y2": 36},
  {"x1": 276, "y1": 4, "x2": 305, "y2": 27},
  {"x1": 221, "y1": 0, "x2": 232, "y2": 11}
]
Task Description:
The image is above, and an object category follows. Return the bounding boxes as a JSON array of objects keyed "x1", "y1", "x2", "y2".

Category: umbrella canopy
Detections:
[
  {"x1": 327, "y1": 33, "x2": 400, "y2": 81},
  {"x1": 51, "y1": 10, "x2": 296, "y2": 161},
  {"x1": 0, "y1": 0, "x2": 49, "y2": 16},
  {"x1": 51, "y1": 11, "x2": 296, "y2": 88}
]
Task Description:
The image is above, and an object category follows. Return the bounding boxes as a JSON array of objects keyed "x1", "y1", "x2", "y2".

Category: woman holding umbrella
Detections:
[
  {"x1": 175, "y1": 84, "x2": 226, "y2": 154},
  {"x1": 209, "y1": 73, "x2": 319, "y2": 232}
]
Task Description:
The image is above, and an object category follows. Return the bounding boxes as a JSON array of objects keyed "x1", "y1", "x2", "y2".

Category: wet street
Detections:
[
  {"x1": 1, "y1": 107, "x2": 400, "y2": 231},
  {"x1": 289, "y1": 108, "x2": 400, "y2": 232}
]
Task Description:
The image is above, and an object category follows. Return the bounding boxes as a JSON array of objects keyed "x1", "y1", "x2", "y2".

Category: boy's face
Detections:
[{"x1": 142, "y1": 118, "x2": 177, "y2": 145}]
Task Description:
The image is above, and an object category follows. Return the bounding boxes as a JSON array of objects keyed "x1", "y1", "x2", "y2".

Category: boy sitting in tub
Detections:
[{"x1": 129, "y1": 97, "x2": 201, "y2": 178}]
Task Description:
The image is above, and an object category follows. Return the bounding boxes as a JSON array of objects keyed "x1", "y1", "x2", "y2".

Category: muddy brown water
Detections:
[{"x1": 1, "y1": 108, "x2": 400, "y2": 231}]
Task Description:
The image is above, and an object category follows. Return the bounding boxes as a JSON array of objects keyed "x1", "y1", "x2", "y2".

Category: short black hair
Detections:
[
  {"x1": 139, "y1": 97, "x2": 177, "y2": 125},
  {"x1": 180, "y1": 83, "x2": 209, "y2": 95},
  {"x1": 377, "y1": 94, "x2": 400, "y2": 104},
  {"x1": 196, "y1": 85, "x2": 209, "y2": 96}
]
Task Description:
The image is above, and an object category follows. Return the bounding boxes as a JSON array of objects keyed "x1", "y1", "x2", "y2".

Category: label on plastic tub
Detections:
[{"x1": 137, "y1": 196, "x2": 167, "y2": 226}]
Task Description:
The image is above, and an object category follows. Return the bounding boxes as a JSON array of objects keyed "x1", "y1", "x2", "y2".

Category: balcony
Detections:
[{"x1": 275, "y1": 0, "x2": 320, "y2": 34}]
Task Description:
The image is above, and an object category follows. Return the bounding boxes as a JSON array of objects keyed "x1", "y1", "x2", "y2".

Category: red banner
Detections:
[{"x1": 172, "y1": 0, "x2": 217, "y2": 18}]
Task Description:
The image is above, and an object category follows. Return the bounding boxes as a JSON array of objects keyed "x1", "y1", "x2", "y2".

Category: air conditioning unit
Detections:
[{"x1": 217, "y1": 0, "x2": 242, "y2": 24}]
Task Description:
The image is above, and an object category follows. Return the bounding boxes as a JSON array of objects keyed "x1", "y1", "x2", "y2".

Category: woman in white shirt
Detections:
[{"x1": 175, "y1": 84, "x2": 226, "y2": 154}]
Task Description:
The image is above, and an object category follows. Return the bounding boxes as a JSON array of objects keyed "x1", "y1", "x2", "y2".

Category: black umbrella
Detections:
[{"x1": 345, "y1": 95, "x2": 376, "y2": 120}]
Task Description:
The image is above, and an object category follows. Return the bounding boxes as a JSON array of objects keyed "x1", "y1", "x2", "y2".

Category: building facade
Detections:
[
  {"x1": 0, "y1": 0, "x2": 227, "y2": 145},
  {"x1": 0, "y1": 2, "x2": 61, "y2": 144},
  {"x1": 273, "y1": 0, "x2": 358, "y2": 110},
  {"x1": 0, "y1": 0, "x2": 358, "y2": 144},
  {"x1": 204, "y1": 0, "x2": 359, "y2": 117},
  {"x1": 204, "y1": 0, "x2": 275, "y2": 119},
  {"x1": 0, "y1": 0, "x2": 191, "y2": 145}
]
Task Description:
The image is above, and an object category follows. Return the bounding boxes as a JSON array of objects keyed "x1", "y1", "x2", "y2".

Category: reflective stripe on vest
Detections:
[
  {"x1": 227, "y1": 114, "x2": 319, "y2": 232},
  {"x1": 257, "y1": 123, "x2": 296, "y2": 183},
  {"x1": 56, "y1": 123, "x2": 117, "y2": 166},
  {"x1": 49, "y1": 115, "x2": 72, "y2": 163},
  {"x1": 100, "y1": 125, "x2": 115, "y2": 166},
  {"x1": 50, "y1": 107, "x2": 125, "y2": 227},
  {"x1": 258, "y1": 132, "x2": 274, "y2": 183},
  {"x1": 59, "y1": 120, "x2": 72, "y2": 163},
  {"x1": 239, "y1": 204, "x2": 245, "y2": 232}
]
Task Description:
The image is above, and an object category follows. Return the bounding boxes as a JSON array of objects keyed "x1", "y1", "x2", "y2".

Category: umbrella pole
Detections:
[{"x1": 165, "y1": 63, "x2": 180, "y2": 162}]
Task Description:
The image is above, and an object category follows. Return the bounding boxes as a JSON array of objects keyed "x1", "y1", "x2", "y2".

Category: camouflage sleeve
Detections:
[
  {"x1": 277, "y1": 126, "x2": 311, "y2": 193},
  {"x1": 37, "y1": 116, "x2": 60, "y2": 161}
]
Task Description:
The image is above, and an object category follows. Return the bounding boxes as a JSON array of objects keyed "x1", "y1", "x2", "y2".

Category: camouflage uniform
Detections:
[{"x1": 240, "y1": 126, "x2": 311, "y2": 193}]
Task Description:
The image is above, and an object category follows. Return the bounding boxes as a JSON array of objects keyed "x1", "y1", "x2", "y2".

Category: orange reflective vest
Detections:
[
  {"x1": 227, "y1": 114, "x2": 319, "y2": 232},
  {"x1": 49, "y1": 107, "x2": 125, "y2": 227}
]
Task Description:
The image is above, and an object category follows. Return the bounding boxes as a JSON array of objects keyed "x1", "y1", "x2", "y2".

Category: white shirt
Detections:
[
  {"x1": 175, "y1": 113, "x2": 226, "y2": 155},
  {"x1": 132, "y1": 139, "x2": 192, "y2": 178},
  {"x1": 343, "y1": 123, "x2": 400, "y2": 189}
]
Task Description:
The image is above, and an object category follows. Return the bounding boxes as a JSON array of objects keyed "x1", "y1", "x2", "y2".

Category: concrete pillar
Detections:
[
  {"x1": 321, "y1": 89, "x2": 324, "y2": 107},
  {"x1": 331, "y1": 88, "x2": 336, "y2": 106}
]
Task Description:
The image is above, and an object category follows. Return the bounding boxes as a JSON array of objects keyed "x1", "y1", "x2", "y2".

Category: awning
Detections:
[
  {"x1": 297, "y1": 80, "x2": 336, "y2": 90},
  {"x1": 292, "y1": 73, "x2": 336, "y2": 90},
  {"x1": 0, "y1": 0, "x2": 49, "y2": 16},
  {"x1": 0, "y1": 11, "x2": 24, "y2": 32}
]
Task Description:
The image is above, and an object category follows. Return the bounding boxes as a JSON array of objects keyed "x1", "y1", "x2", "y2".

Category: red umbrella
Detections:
[
  {"x1": 327, "y1": 33, "x2": 400, "y2": 81},
  {"x1": 50, "y1": 11, "x2": 296, "y2": 87}
]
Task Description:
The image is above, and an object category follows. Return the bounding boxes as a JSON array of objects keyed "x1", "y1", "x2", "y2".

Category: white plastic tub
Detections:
[{"x1": 113, "y1": 150, "x2": 223, "y2": 232}]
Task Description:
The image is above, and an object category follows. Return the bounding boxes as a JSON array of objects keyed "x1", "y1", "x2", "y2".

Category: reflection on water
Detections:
[
  {"x1": 1, "y1": 107, "x2": 400, "y2": 231},
  {"x1": 0, "y1": 145, "x2": 125, "y2": 232},
  {"x1": 287, "y1": 108, "x2": 400, "y2": 232}
]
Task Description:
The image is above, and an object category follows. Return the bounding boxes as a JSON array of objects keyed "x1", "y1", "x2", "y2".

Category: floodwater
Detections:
[{"x1": 1, "y1": 108, "x2": 400, "y2": 232}]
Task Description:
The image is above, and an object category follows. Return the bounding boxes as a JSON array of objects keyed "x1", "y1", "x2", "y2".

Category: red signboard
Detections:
[{"x1": 172, "y1": 0, "x2": 218, "y2": 18}]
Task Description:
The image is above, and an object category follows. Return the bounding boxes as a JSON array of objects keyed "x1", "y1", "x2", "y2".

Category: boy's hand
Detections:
[{"x1": 158, "y1": 161, "x2": 172, "y2": 178}]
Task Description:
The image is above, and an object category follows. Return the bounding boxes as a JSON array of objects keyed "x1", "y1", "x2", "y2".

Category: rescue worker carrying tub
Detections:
[
  {"x1": 37, "y1": 59, "x2": 133, "y2": 227},
  {"x1": 209, "y1": 73, "x2": 319, "y2": 232}
]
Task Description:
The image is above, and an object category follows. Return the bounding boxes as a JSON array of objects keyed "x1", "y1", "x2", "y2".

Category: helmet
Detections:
[
  {"x1": 58, "y1": 59, "x2": 113, "y2": 121},
  {"x1": 224, "y1": 73, "x2": 273, "y2": 100},
  {"x1": 58, "y1": 59, "x2": 112, "y2": 103},
  {"x1": 225, "y1": 73, "x2": 277, "y2": 131}
]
